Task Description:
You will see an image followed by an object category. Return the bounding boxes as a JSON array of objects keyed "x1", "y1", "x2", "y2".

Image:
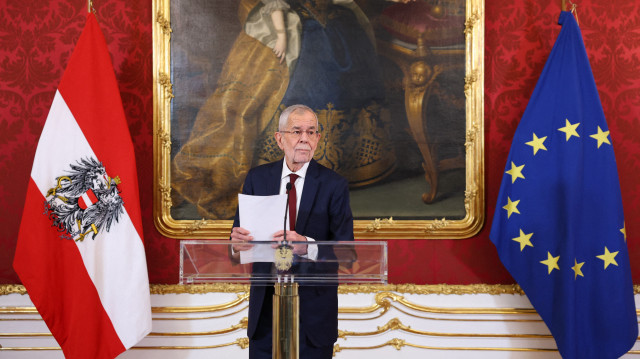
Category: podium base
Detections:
[{"x1": 273, "y1": 281, "x2": 299, "y2": 359}]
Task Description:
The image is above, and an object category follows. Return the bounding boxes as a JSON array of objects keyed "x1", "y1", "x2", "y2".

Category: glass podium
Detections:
[{"x1": 179, "y1": 240, "x2": 387, "y2": 359}]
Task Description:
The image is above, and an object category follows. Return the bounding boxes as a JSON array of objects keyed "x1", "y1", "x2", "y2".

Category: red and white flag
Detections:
[{"x1": 13, "y1": 13, "x2": 151, "y2": 359}]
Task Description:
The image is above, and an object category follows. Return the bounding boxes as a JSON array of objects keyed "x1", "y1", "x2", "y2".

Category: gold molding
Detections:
[
  {"x1": 153, "y1": 293, "x2": 248, "y2": 313},
  {"x1": 149, "y1": 283, "x2": 250, "y2": 294},
  {"x1": 0, "y1": 338, "x2": 251, "y2": 352},
  {"x1": 0, "y1": 283, "x2": 553, "y2": 296},
  {"x1": 0, "y1": 284, "x2": 26, "y2": 296},
  {"x1": 333, "y1": 339, "x2": 559, "y2": 355},
  {"x1": 151, "y1": 0, "x2": 486, "y2": 240},
  {"x1": 150, "y1": 317, "x2": 247, "y2": 336},
  {"x1": 338, "y1": 317, "x2": 552, "y2": 339},
  {"x1": 8, "y1": 283, "x2": 640, "y2": 296}
]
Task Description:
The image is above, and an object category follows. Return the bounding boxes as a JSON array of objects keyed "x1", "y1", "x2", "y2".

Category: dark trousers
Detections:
[{"x1": 249, "y1": 286, "x2": 334, "y2": 359}]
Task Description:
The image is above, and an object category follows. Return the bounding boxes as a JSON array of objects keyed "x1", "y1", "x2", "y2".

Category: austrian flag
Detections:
[{"x1": 13, "y1": 13, "x2": 151, "y2": 359}]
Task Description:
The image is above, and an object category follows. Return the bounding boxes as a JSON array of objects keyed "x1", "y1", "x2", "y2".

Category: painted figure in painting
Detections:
[{"x1": 172, "y1": 0, "x2": 412, "y2": 219}]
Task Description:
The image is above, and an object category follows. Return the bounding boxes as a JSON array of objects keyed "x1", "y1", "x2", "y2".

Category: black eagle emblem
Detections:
[{"x1": 44, "y1": 157, "x2": 124, "y2": 241}]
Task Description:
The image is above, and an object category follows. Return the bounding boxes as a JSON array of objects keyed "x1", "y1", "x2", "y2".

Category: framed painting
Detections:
[{"x1": 153, "y1": 0, "x2": 484, "y2": 239}]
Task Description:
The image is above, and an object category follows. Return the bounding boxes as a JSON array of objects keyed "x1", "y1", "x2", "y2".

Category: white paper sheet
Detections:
[{"x1": 238, "y1": 193, "x2": 287, "y2": 264}]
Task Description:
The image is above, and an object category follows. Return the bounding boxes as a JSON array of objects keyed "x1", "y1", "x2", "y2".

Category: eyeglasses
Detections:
[{"x1": 279, "y1": 130, "x2": 320, "y2": 139}]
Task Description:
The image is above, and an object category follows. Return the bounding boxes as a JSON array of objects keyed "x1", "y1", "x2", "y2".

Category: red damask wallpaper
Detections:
[{"x1": 1, "y1": 0, "x2": 639, "y2": 285}]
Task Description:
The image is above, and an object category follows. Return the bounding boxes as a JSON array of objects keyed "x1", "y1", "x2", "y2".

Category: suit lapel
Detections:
[
  {"x1": 297, "y1": 160, "x2": 319, "y2": 233},
  {"x1": 267, "y1": 159, "x2": 283, "y2": 195}
]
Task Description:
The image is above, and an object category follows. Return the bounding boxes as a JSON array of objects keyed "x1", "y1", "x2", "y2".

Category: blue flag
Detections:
[{"x1": 490, "y1": 11, "x2": 637, "y2": 358}]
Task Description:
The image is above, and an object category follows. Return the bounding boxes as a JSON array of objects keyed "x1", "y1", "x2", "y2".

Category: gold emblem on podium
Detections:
[{"x1": 275, "y1": 244, "x2": 294, "y2": 271}]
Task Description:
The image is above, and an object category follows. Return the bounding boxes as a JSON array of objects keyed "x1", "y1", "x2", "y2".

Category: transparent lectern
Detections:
[{"x1": 180, "y1": 240, "x2": 387, "y2": 359}]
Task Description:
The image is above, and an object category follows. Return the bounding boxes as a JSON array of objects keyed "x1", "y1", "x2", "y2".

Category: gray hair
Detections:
[{"x1": 278, "y1": 104, "x2": 319, "y2": 131}]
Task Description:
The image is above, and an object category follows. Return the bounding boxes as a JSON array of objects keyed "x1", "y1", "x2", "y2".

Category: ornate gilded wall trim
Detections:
[
  {"x1": 152, "y1": 293, "x2": 248, "y2": 313},
  {"x1": 132, "y1": 337, "x2": 250, "y2": 350},
  {"x1": 0, "y1": 338, "x2": 251, "y2": 352},
  {"x1": 148, "y1": 318, "x2": 247, "y2": 336},
  {"x1": 338, "y1": 318, "x2": 552, "y2": 339},
  {"x1": 339, "y1": 292, "x2": 537, "y2": 319},
  {"x1": 155, "y1": 305, "x2": 249, "y2": 321},
  {"x1": 4, "y1": 283, "x2": 640, "y2": 296},
  {"x1": 0, "y1": 347, "x2": 60, "y2": 351},
  {"x1": 0, "y1": 284, "x2": 26, "y2": 295},
  {"x1": 333, "y1": 339, "x2": 559, "y2": 355},
  {"x1": 149, "y1": 283, "x2": 250, "y2": 294}
]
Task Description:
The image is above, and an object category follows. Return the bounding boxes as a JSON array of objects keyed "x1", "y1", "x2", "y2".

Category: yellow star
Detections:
[
  {"x1": 505, "y1": 162, "x2": 525, "y2": 183},
  {"x1": 589, "y1": 126, "x2": 611, "y2": 148},
  {"x1": 620, "y1": 224, "x2": 627, "y2": 242},
  {"x1": 512, "y1": 229, "x2": 533, "y2": 251},
  {"x1": 571, "y1": 259, "x2": 585, "y2": 279},
  {"x1": 502, "y1": 197, "x2": 521, "y2": 218},
  {"x1": 525, "y1": 133, "x2": 548, "y2": 155},
  {"x1": 540, "y1": 252, "x2": 560, "y2": 274},
  {"x1": 596, "y1": 247, "x2": 619, "y2": 269},
  {"x1": 558, "y1": 119, "x2": 580, "y2": 141}
]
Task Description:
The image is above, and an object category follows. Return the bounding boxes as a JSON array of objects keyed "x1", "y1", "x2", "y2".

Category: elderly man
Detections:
[{"x1": 231, "y1": 104, "x2": 354, "y2": 359}]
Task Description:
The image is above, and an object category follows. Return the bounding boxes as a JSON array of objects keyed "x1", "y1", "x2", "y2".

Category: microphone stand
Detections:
[{"x1": 273, "y1": 181, "x2": 299, "y2": 359}]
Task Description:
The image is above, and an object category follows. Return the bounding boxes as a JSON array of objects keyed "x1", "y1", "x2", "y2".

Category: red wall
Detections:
[{"x1": 1, "y1": 0, "x2": 639, "y2": 285}]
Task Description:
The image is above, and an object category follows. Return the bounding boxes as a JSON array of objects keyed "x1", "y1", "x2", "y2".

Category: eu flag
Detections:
[{"x1": 490, "y1": 11, "x2": 637, "y2": 358}]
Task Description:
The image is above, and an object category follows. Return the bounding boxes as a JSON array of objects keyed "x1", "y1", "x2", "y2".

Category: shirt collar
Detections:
[{"x1": 281, "y1": 160, "x2": 310, "y2": 180}]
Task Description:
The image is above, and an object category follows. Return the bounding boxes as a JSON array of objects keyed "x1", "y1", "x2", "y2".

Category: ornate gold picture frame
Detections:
[{"x1": 153, "y1": 0, "x2": 484, "y2": 239}]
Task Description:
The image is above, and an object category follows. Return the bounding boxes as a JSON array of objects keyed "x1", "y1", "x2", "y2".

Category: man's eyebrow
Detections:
[{"x1": 291, "y1": 125, "x2": 317, "y2": 130}]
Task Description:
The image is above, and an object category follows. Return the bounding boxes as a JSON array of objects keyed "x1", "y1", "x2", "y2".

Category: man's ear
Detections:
[{"x1": 274, "y1": 131, "x2": 284, "y2": 150}]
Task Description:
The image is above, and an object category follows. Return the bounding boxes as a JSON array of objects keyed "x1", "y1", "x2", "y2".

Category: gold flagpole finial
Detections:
[
  {"x1": 562, "y1": 0, "x2": 567, "y2": 11},
  {"x1": 88, "y1": 0, "x2": 96, "y2": 14}
]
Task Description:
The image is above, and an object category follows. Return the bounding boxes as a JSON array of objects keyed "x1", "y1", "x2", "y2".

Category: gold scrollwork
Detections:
[
  {"x1": 158, "y1": 178, "x2": 173, "y2": 210},
  {"x1": 464, "y1": 185, "x2": 478, "y2": 212},
  {"x1": 156, "y1": 12, "x2": 172, "y2": 37},
  {"x1": 158, "y1": 72, "x2": 175, "y2": 101},
  {"x1": 464, "y1": 69, "x2": 480, "y2": 97},
  {"x1": 183, "y1": 218, "x2": 211, "y2": 235},
  {"x1": 157, "y1": 129, "x2": 172, "y2": 149},
  {"x1": 464, "y1": 11, "x2": 481, "y2": 36},
  {"x1": 465, "y1": 122, "x2": 479, "y2": 149},
  {"x1": 334, "y1": 338, "x2": 560, "y2": 355},
  {"x1": 338, "y1": 317, "x2": 552, "y2": 339},
  {"x1": 0, "y1": 284, "x2": 26, "y2": 296},
  {"x1": 424, "y1": 218, "x2": 448, "y2": 233},
  {"x1": 365, "y1": 217, "x2": 396, "y2": 232},
  {"x1": 149, "y1": 283, "x2": 250, "y2": 294}
]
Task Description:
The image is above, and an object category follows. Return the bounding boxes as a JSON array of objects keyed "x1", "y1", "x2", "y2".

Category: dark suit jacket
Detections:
[{"x1": 232, "y1": 159, "x2": 354, "y2": 346}]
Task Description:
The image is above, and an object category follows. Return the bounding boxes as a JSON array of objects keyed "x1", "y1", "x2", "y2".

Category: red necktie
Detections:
[{"x1": 288, "y1": 173, "x2": 299, "y2": 231}]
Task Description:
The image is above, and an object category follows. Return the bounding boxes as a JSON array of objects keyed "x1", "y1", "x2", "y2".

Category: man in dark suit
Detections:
[{"x1": 231, "y1": 104, "x2": 354, "y2": 359}]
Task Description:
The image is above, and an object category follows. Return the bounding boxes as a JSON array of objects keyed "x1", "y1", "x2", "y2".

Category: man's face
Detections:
[{"x1": 275, "y1": 110, "x2": 321, "y2": 171}]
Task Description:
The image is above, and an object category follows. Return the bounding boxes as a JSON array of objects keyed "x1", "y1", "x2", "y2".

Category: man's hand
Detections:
[
  {"x1": 231, "y1": 227, "x2": 254, "y2": 252},
  {"x1": 272, "y1": 230, "x2": 308, "y2": 255}
]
